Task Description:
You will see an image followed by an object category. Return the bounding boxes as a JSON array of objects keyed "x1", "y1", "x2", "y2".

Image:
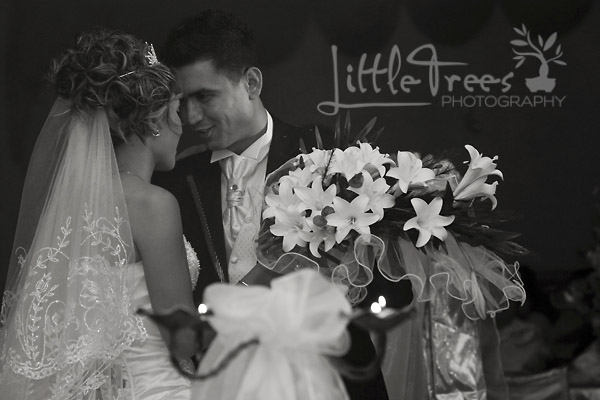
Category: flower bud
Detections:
[
  {"x1": 313, "y1": 215, "x2": 327, "y2": 227},
  {"x1": 321, "y1": 206, "x2": 335, "y2": 217},
  {"x1": 348, "y1": 173, "x2": 364, "y2": 188},
  {"x1": 364, "y1": 164, "x2": 381, "y2": 180}
]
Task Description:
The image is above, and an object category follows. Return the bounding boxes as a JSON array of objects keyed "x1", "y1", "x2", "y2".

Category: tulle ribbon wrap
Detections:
[
  {"x1": 258, "y1": 231, "x2": 384, "y2": 306},
  {"x1": 379, "y1": 231, "x2": 525, "y2": 398},
  {"x1": 193, "y1": 269, "x2": 351, "y2": 400},
  {"x1": 379, "y1": 232, "x2": 525, "y2": 320}
]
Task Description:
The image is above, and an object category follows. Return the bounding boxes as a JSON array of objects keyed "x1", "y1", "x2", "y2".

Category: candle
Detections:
[{"x1": 198, "y1": 303, "x2": 208, "y2": 314}]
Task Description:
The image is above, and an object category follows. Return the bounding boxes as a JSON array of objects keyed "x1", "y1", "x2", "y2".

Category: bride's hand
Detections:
[{"x1": 169, "y1": 326, "x2": 202, "y2": 359}]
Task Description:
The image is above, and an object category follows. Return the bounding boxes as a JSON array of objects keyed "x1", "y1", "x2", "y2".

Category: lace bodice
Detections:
[{"x1": 184, "y1": 235, "x2": 200, "y2": 288}]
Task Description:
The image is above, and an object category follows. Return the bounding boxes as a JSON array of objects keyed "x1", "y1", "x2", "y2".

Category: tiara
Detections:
[
  {"x1": 144, "y1": 43, "x2": 159, "y2": 66},
  {"x1": 118, "y1": 42, "x2": 160, "y2": 79}
]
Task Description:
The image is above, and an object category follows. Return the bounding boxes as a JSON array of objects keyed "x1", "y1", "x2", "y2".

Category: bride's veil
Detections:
[{"x1": 0, "y1": 97, "x2": 145, "y2": 399}]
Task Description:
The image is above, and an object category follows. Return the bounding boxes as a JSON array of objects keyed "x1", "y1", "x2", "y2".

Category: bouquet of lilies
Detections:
[
  {"x1": 258, "y1": 114, "x2": 526, "y2": 316},
  {"x1": 262, "y1": 112, "x2": 522, "y2": 254},
  {"x1": 263, "y1": 142, "x2": 505, "y2": 256}
]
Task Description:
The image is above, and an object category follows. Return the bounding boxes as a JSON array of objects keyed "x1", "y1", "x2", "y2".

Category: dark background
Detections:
[{"x1": 1, "y1": 0, "x2": 599, "y2": 296}]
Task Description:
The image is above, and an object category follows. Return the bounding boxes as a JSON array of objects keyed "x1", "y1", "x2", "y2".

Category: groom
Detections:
[{"x1": 154, "y1": 9, "x2": 389, "y2": 399}]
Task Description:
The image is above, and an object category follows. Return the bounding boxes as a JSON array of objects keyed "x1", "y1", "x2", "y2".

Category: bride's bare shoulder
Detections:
[{"x1": 122, "y1": 177, "x2": 180, "y2": 221}]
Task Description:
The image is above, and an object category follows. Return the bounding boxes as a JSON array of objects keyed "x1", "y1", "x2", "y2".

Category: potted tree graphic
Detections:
[{"x1": 511, "y1": 25, "x2": 566, "y2": 93}]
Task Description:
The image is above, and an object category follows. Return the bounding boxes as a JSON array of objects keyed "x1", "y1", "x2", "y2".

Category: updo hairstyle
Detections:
[{"x1": 49, "y1": 28, "x2": 178, "y2": 143}]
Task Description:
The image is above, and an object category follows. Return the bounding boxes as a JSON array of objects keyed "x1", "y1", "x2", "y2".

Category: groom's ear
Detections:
[{"x1": 244, "y1": 67, "x2": 263, "y2": 99}]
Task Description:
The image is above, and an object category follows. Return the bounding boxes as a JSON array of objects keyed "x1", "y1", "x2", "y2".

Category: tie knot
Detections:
[
  {"x1": 226, "y1": 181, "x2": 245, "y2": 208},
  {"x1": 224, "y1": 155, "x2": 261, "y2": 178},
  {"x1": 222, "y1": 155, "x2": 260, "y2": 209}
]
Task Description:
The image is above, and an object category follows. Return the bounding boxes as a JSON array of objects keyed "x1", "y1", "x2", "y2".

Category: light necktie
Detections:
[{"x1": 220, "y1": 153, "x2": 264, "y2": 283}]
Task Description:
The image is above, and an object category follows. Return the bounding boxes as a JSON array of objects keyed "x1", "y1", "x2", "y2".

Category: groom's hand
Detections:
[{"x1": 168, "y1": 316, "x2": 217, "y2": 358}]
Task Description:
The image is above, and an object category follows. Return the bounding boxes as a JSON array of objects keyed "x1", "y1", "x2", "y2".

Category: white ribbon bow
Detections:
[{"x1": 194, "y1": 269, "x2": 352, "y2": 400}]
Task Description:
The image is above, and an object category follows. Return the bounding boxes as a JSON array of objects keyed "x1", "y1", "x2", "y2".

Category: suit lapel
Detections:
[
  {"x1": 189, "y1": 154, "x2": 229, "y2": 282},
  {"x1": 266, "y1": 118, "x2": 302, "y2": 173},
  {"x1": 187, "y1": 119, "x2": 306, "y2": 283}
]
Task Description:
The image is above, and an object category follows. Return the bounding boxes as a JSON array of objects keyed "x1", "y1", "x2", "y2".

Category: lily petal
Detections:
[{"x1": 416, "y1": 230, "x2": 432, "y2": 248}]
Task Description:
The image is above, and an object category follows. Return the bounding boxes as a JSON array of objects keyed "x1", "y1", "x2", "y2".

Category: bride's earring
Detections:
[{"x1": 153, "y1": 129, "x2": 161, "y2": 137}]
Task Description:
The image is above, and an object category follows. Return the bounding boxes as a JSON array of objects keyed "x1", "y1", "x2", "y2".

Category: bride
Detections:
[{"x1": 0, "y1": 29, "x2": 198, "y2": 399}]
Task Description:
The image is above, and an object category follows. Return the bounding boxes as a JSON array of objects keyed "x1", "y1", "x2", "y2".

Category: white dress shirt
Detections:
[{"x1": 210, "y1": 111, "x2": 273, "y2": 281}]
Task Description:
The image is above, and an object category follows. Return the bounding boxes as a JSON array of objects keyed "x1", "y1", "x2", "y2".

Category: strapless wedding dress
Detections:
[{"x1": 120, "y1": 237, "x2": 200, "y2": 400}]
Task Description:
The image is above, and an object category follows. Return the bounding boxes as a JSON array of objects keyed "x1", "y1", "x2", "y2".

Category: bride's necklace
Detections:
[{"x1": 119, "y1": 170, "x2": 149, "y2": 183}]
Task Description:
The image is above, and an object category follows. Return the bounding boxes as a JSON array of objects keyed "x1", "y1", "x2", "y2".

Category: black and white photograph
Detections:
[{"x1": 0, "y1": 1, "x2": 599, "y2": 399}]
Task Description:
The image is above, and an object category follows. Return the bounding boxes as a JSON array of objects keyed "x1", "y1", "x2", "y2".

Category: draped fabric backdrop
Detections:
[{"x1": 1, "y1": 0, "x2": 599, "y2": 297}]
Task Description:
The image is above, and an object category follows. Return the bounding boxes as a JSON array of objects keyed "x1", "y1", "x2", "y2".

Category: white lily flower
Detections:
[
  {"x1": 299, "y1": 218, "x2": 337, "y2": 258},
  {"x1": 355, "y1": 142, "x2": 395, "y2": 177},
  {"x1": 387, "y1": 151, "x2": 436, "y2": 194},
  {"x1": 348, "y1": 172, "x2": 395, "y2": 219},
  {"x1": 280, "y1": 166, "x2": 319, "y2": 189},
  {"x1": 263, "y1": 181, "x2": 303, "y2": 219},
  {"x1": 294, "y1": 176, "x2": 337, "y2": 214},
  {"x1": 270, "y1": 211, "x2": 309, "y2": 252},
  {"x1": 456, "y1": 181, "x2": 500, "y2": 209},
  {"x1": 326, "y1": 195, "x2": 380, "y2": 243},
  {"x1": 307, "y1": 148, "x2": 334, "y2": 175},
  {"x1": 404, "y1": 197, "x2": 455, "y2": 247},
  {"x1": 453, "y1": 145, "x2": 503, "y2": 209},
  {"x1": 329, "y1": 147, "x2": 366, "y2": 178}
]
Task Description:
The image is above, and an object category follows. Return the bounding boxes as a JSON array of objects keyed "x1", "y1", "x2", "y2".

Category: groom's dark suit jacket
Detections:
[
  {"x1": 153, "y1": 116, "x2": 317, "y2": 299},
  {"x1": 153, "y1": 116, "x2": 389, "y2": 400}
]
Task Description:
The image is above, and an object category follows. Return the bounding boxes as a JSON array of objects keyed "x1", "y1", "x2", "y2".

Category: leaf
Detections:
[
  {"x1": 538, "y1": 35, "x2": 544, "y2": 48},
  {"x1": 353, "y1": 116, "x2": 377, "y2": 143},
  {"x1": 521, "y1": 24, "x2": 527, "y2": 35},
  {"x1": 510, "y1": 40, "x2": 528, "y2": 46},
  {"x1": 556, "y1": 44, "x2": 562, "y2": 55},
  {"x1": 544, "y1": 32, "x2": 557, "y2": 51},
  {"x1": 368, "y1": 126, "x2": 385, "y2": 144},
  {"x1": 553, "y1": 60, "x2": 567, "y2": 66},
  {"x1": 315, "y1": 125, "x2": 324, "y2": 150},
  {"x1": 515, "y1": 58, "x2": 526, "y2": 69},
  {"x1": 334, "y1": 113, "x2": 343, "y2": 148},
  {"x1": 299, "y1": 138, "x2": 307, "y2": 154},
  {"x1": 441, "y1": 182, "x2": 455, "y2": 214},
  {"x1": 344, "y1": 111, "x2": 351, "y2": 144},
  {"x1": 513, "y1": 55, "x2": 525, "y2": 60},
  {"x1": 513, "y1": 26, "x2": 525, "y2": 36}
]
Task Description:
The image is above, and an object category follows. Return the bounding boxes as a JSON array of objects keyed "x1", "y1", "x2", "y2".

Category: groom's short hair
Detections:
[{"x1": 162, "y1": 9, "x2": 258, "y2": 81}]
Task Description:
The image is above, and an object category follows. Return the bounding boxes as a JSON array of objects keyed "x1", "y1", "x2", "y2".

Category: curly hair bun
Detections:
[
  {"x1": 49, "y1": 28, "x2": 177, "y2": 141},
  {"x1": 50, "y1": 29, "x2": 145, "y2": 110}
]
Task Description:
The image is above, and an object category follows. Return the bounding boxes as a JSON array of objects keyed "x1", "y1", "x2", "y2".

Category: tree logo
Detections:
[{"x1": 511, "y1": 25, "x2": 566, "y2": 93}]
